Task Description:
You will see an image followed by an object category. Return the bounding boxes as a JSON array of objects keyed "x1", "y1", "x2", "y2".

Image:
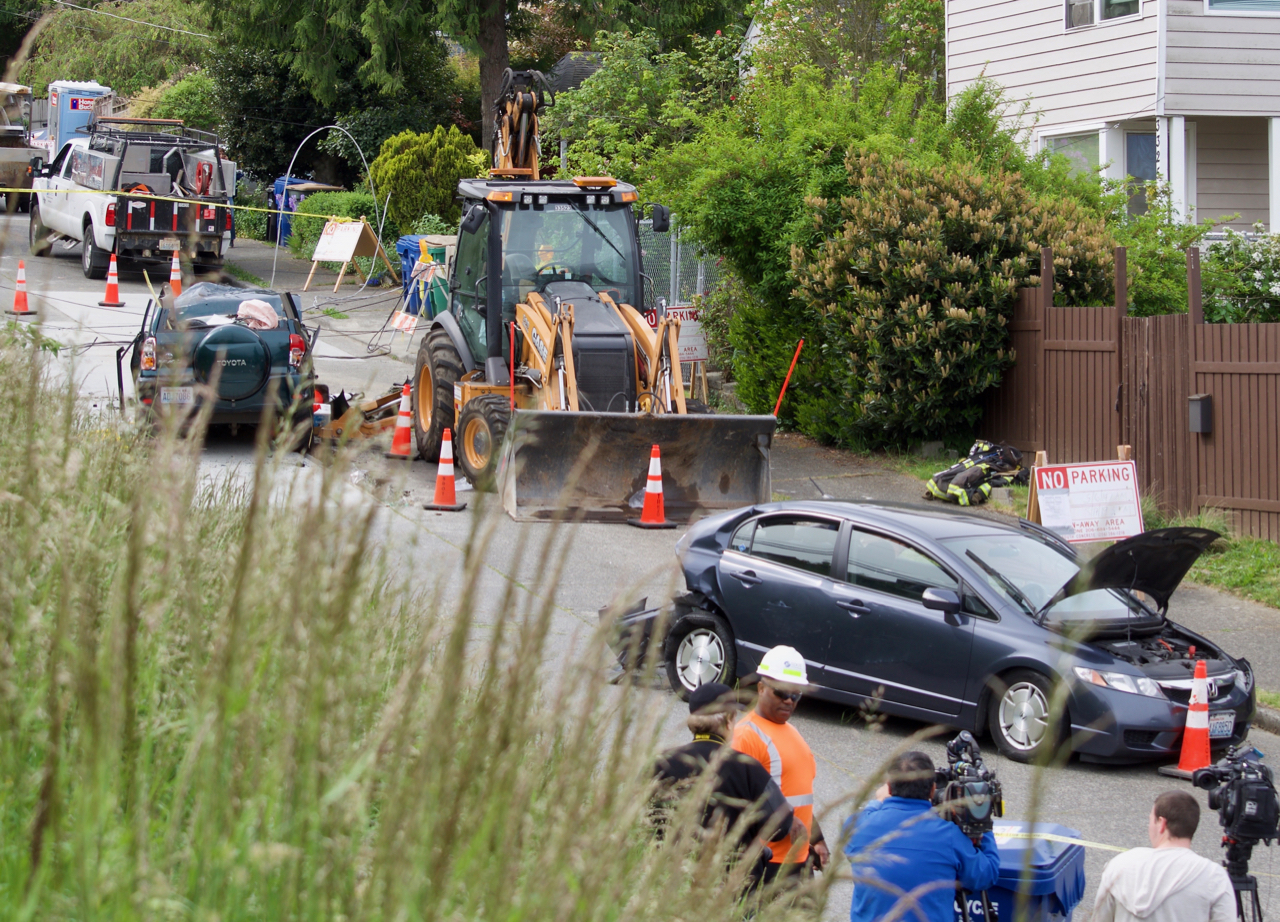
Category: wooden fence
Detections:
[{"x1": 984, "y1": 246, "x2": 1280, "y2": 541}]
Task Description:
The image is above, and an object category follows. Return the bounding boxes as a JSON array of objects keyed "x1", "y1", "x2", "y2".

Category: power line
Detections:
[
  {"x1": 50, "y1": 0, "x2": 213, "y2": 38},
  {"x1": 12, "y1": 8, "x2": 206, "y2": 51}
]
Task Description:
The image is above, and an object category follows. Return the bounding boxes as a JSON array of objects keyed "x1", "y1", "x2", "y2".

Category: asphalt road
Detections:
[{"x1": 5, "y1": 211, "x2": 1280, "y2": 921}]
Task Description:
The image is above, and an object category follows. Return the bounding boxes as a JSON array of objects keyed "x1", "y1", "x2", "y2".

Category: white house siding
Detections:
[
  {"x1": 1166, "y1": 0, "x2": 1280, "y2": 115},
  {"x1": 946, "y1": 0, "x2": 1158, "y2": 133},
  {"x1": 1193, "y1": 116, "x2": 1270, "y2": 228}
]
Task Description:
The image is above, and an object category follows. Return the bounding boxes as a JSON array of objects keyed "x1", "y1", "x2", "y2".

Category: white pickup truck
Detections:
[{"x1": 28, "y1": 119, "x2": 235, "y2": 279}]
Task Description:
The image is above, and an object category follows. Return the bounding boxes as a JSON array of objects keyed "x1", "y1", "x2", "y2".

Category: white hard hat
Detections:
[{"x1": 755, "y1": 645, "x2": 810, "y2": 687}]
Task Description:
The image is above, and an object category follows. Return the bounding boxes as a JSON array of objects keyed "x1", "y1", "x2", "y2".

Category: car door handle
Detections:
[
  {"x1": 837, "y1": 599, "x2": 871, "y2": 615},
  {"x1": 732, "y1": 569, "x2": 763, "y2": 587}
]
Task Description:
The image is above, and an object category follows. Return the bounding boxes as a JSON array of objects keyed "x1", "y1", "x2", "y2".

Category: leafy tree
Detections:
[
  {"x1": 1, "y1": 0, "x2": 44, "y2": 74},
  {"x1": 542, "y1": 28, "x2": 741, "y2": 185},
  {"x1": 1202, "y1": 225, "x2": 1280, "y2": 323},
  {"x1": 132, "y1": 71, "x2": 219, "y2": 131},
  {"x1": 744, "y1": 0, "x2": 887, "y2": 84},
  {"x1": 368, "y1": 125, "x2": 486, "y2": 235},
  {"x1": 16, "y1": 0, "x2": 211, "y2": 95},
  {"x1": 565, "y1": 0, "x2": 751, "y2": 50}
]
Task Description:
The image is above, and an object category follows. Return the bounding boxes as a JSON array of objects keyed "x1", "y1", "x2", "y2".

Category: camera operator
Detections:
[
  {"x1": 845, "y1": 751, "x2": 1000, "y2": 922},
  {"x1": 1093, "y1": 791, "x2": 1234, "y2": 922}
]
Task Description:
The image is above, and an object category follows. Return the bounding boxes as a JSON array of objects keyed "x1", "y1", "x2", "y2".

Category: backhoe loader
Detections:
[{"x1": 410, "y1": 69, "x2": 775, "y2": 522}]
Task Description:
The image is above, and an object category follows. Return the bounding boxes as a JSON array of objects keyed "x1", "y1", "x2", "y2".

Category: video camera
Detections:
[
  {"x1": 934, "y1": 731, "x2": 1004, "y2": 840},
  {"x1": 1194, "y1": 747, "x2": 1280, "y2": 845}
]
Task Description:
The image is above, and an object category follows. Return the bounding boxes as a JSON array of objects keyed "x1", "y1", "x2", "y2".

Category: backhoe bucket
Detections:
[{"x1": 498, "y1": 411, "x2": 776, "y2": 523}]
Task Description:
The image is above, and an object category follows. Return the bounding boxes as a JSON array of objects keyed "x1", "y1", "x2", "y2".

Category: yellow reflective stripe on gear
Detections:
[
  {"x1": 787, "y1": 794, "x2": 814, "y2": 807},
  {"x1": 745, "y1": 721, "x2": 782, "y2": 787}
]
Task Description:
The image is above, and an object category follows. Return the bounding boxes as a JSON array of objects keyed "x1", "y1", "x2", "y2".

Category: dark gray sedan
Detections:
[{"x1": 605, "y1": 503, "x2": 1254, "y2": 764}]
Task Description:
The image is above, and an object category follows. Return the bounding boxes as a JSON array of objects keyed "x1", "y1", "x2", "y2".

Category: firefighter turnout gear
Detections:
[{"x1": 925, "y1": 440, "x2": 1028, "y2": 506}]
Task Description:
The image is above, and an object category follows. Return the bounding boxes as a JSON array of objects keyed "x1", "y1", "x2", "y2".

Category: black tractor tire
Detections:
[
  {"x1": 665, "y1": 611, "x2": 737, "y2": 701},
  {"x1": 81, "y1": 223, "x2": 110, "y2": 280},
  {"x1": 987, "y1": 669, "x2": 1069, "y2": 764},
  {"x1": 456, "y1": 394, "x2": 511, "y2": 491},
  {"x1": 413, "y1": 326, "x2": 464, "y2": 462},
  {"x1": 29, "y1": 203, "x2": 52, "y2": 257}
]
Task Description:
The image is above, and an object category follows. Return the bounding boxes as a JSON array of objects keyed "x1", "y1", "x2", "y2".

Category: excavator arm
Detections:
[{"x1": 491, "y1": 69, "x2": 554, "y2": 180}]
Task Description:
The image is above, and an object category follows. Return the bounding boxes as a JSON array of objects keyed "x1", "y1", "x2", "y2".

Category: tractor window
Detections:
[
  {"x1": 499, "y1": 203, "x2": 637, "y2": 310},
  {"x1": 453, "y1": 211, "x2": 489, "y2": 317}
]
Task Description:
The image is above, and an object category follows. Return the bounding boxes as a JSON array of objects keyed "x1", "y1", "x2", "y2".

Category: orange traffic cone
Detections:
[
  {"x1": 7, "y1": 259, "x2": 31, "y2": 317},
  {"x1": 1159, "y1": 659, "x2": 1213, "y2": 780},
  {"x1": 628, "y1": 444, "x2": 677, "y2": 529},
  {"x1": 168, "y1": 252, "x2": 182, "y2": 297},
  {"x1": 423, "y1": 428, "x2": 467, "y2": 511},
  {"x1": 99, "y1": 253, "x2": 125, "y2": 307},
  {"x1": 385, "y1": 383, "x2": 415, "y2": 459}
]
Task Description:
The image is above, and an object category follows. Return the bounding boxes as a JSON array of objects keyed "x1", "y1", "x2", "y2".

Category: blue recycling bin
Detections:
[
  {"x1": 271, "y1": 177, "x2": 308, "y2": 245},
  {"x1": 957, "y1": 822, "x2": 1086, "y2": 922}
]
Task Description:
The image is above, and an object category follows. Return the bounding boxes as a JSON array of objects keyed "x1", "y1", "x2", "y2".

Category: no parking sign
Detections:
[{"x1": 1034, "y1": 461, "x2": 1143, "y2": 543}]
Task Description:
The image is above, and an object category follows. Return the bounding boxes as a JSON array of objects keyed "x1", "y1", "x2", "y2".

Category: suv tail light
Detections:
[
  {"x1": 141, "y1": 336, "x2": 156, "y2": 371},
  {"x1": 289, "y1": 333, "x2": 306, "y2": 368},
  {"x1": 105, "y1": 203, "x2": 116, "y2": 227},
  {"x1": 225, "y1": 209, "x2": 233, "y2": 231}
]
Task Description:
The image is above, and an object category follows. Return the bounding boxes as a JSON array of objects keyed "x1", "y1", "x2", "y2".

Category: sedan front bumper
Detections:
[{"x1": 1068, "y1": 674, "x2": 1255, "y2": 763}]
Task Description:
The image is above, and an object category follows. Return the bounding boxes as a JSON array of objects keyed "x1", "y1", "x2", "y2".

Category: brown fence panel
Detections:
[
  {"x1": 982, "y1": 286, "x2": 1043, "y2": 451},
  {"x1": 1192, "y1": 321, "x2": 1280, "y2": 541},
  {"x1": 1042, "y1": 305, "x2": 1120, "y2": 463},
  {"x1": 1123, "y1": 314, "x2": 1193, "y2": 513}
]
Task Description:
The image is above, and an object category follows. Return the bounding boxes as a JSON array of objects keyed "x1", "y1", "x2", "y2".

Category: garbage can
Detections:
[
  {"x1": 959, "y1": 822, "x2": 1085, "y2": 922},
  {"x1": 395, "y1": 235, "x2": 426, "y2": 311}
]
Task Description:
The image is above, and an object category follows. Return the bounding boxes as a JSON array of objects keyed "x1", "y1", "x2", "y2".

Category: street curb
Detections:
[{"x1": 1253, "y1": 704, "x2": 1280, "y2": 737}]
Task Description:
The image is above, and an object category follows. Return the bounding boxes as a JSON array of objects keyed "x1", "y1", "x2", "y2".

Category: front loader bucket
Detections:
[{"x1": 498, "y1": 411, "x2": 776, "y2": 523}]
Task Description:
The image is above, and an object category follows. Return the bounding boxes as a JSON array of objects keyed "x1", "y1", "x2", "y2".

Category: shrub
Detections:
[
  {"x1": 790, "y1": 151, "x2": 1112, "y2": 447},
  {"x1": 411, "y1": 212, "x2": 455, "y2": 235},
  {"x1": 234, "y1": 183, "x2": 271, "y2": 241},
  {"x1": 1108, "y1": 183, "x2": 1228, "y2": 317},
  {"x1": 288, "y1": 191, "x2": 379, "y2": 258},
  {"x1": 147, "y1": 71, "x2": 219, "y2": 131},
  {"x1": 1201, "y1": 225, "x2": 1280, "y2": 323},
  {"x1": 369, "y1": 126, "x2": 485, "y2": 236},
  {"x1": 690, "y1": 261, "x2": 749, "y2": 378}
]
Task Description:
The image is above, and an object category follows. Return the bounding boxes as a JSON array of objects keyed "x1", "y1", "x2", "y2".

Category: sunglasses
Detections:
[{"x1": 765, "y1": 685, "x2": 803, "y2": 702}]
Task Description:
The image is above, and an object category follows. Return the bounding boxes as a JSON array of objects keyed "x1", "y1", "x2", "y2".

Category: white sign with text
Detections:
[
  {"x1": 644, "y1": 304, "x2": 707, "y2": 363},
  {"x1": 1035, "y1": 461, "x2": 1144, "y2": 543}
]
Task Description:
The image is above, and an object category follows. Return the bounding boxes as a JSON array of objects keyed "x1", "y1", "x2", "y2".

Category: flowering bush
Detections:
[{"x1": 1203, "y1": 225, "x2": 1280, "y2": 323}]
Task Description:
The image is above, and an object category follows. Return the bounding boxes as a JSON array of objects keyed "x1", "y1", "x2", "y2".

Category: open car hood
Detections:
[{"x1": 1045, "y1": 527, "x2": 1221, "y2": 613}]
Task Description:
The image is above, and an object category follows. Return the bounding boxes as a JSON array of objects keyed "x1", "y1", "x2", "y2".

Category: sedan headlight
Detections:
[
  {"x1": 1236, "y1": 663, "x2": 1254, "y2": 694},
  {"x1": 1073, "y1": 666, "x2": 1166, "y2": 699}
]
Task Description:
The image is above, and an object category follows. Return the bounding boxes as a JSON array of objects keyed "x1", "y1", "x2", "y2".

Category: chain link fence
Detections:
[{"x1": 638, "y1": 219, "x2": 721, "y2": 307}]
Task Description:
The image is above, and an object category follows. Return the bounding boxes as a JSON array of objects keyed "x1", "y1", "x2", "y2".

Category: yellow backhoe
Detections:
[{"x1": 410, "y1": 69, "x2": 775, "y2": 521}]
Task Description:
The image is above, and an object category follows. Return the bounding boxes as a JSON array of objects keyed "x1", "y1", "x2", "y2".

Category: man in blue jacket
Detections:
[{"x1": 845, "y1": 751, "x2": 1001, "y2": 922}]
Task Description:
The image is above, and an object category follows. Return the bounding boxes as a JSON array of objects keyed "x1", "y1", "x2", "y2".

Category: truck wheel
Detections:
[
  {"x1": 413, "y1": 326, "x2": 464, "y2": 462},
  {"x1": 456, "y1": 394, "x2": 511, "y2": 491},
  {"x1": 81, "y1": 223, "x2": 110, "y2": 280},
  {"x1": 29, "y1": 204, "x2": 52, "y2": 257}
]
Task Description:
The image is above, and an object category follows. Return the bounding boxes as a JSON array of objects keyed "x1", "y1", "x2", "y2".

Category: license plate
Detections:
[
  {"x1": 160, "y1": 387, "x2": 194, "y2": 406},
  {"x1": 1209, "y1": 712, "x2": 1235, "y2": 739},
  {"x1": 159, "y1": 237, "x2": 182, "y2": 251}
]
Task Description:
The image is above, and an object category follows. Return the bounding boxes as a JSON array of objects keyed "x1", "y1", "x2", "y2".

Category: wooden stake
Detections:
[
  {"x1": 1117, "y1": 444, "x2": 1133, "y2": 461},
  {"x1": 1026, "y1": 450, "x2": 1049, "y2": 524},
  {"x1": 699, "y1": 361, "x2": 709, "y2": 403},
  {"x1": 333, "y1": 261, "x2": 349, "y2": 293},
  {"x1": 302, "y1": 259, "x2": 319, "y2": 292}
]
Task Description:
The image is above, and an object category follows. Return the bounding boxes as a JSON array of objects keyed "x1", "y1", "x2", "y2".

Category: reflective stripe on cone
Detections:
[{"x1": 424, "y1": 427, "x2": 467, "y2": 512}]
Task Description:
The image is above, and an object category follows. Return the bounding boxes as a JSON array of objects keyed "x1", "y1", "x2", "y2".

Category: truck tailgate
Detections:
[{"x1": 118, "y1": 195, "x2": 228, "y2": 241}]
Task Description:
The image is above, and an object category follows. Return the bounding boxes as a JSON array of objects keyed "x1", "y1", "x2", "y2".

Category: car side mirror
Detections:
[
  {"x1": 650, "y1": 203, "x2": 670, "y2": 234},
  {"x1": 460, "y1": 204, "x2": 485, "y2": 236},
  {"x1": 922, "y1": 587, "x2": 962, "y2": 617},
  {"x1": 28, "y1": 156, "x2": 43, "y2": 173}
]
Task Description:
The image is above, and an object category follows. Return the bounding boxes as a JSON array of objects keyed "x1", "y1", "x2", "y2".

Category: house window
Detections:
[
  {"x1": 1207, "y1": 0, "x2": 1280, "y2": 9},
  {"x1": 1126, "y1": 132, "x2": 1158, "y2": 215},
  {"x1": 1045, "y1": 132, "x2": 1101, "y2": 177},
  {"x1": 1066, "y1": 0, "x2": 1139, "y2": 27}
]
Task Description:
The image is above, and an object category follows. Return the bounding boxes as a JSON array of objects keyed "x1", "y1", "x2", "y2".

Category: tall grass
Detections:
[{"x1": 0, "y1": 336, "x2": 840, "y2": 921}]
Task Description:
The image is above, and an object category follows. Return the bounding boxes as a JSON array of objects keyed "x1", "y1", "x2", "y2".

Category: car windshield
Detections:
[
  {"x1": 939, "y1": 532, "x2": 1153, "y2": 625},
  {"x1": 499, "y1": 202, "x2": 637, "y2": 308}
]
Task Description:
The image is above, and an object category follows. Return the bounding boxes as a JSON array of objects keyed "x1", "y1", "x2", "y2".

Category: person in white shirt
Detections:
[{"x1": 1093, "y1": 791, "x2": 1235, "y2": 922}]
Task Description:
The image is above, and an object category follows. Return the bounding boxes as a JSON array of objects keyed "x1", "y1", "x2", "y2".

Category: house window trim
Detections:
[
  {"x1": 1064, "y1": 0, "x2": 1143, "y2": 31},
  {"x1": 1202, "y1": 0, "x2": 1280, "y2": 16}
]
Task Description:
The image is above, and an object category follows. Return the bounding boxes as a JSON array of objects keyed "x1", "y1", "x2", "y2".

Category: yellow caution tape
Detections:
[
  {"x1": 994, "y1": 830, "x2": 1128, "y2": 853},
  {"x1": 0, "y1": 186, "x2": 341, "y2": 218}
]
